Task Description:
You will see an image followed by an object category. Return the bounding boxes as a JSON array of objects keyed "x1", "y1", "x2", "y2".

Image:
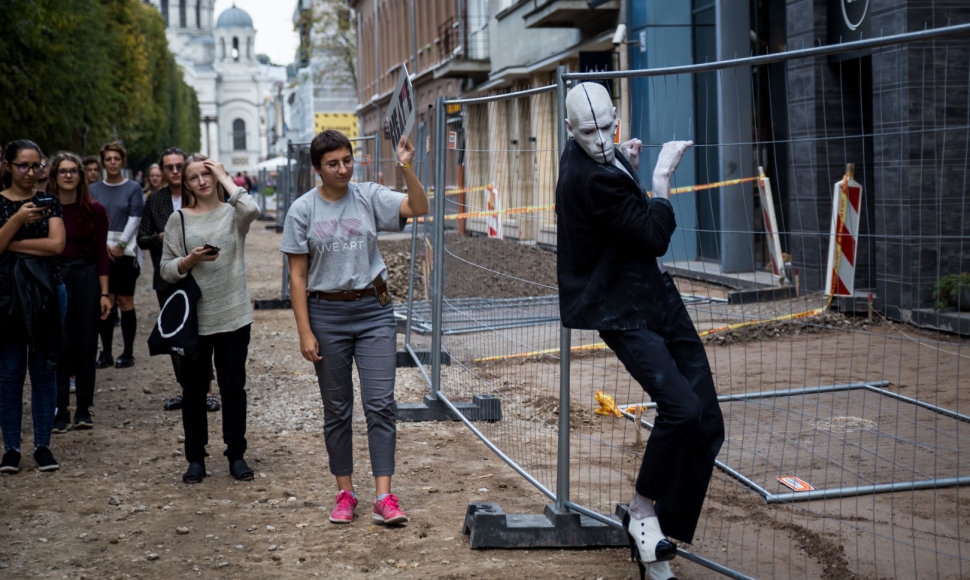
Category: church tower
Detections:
[{"x1": 145, "y1": 1, "x2": 285, "y2": 172}]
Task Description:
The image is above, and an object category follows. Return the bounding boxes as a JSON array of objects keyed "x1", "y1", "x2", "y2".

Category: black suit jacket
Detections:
[
  {"x1": 555, "y1": 140, "x2": 677, "y2": 330},
  {"x1": 137, "y1": 186, "x2": 176, "y2": 291}
]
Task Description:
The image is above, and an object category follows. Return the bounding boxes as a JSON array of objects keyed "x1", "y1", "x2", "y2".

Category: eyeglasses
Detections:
[
  {"x1": 58, "y1": 168, "x2": 80, "y2": 176},
  {"x1": 321, "y1": 158, "x2": 354, "y2": 172},
  {"x1": 163, "y1": 163, "x2": 184, "y2": 173},
  {"x1": 11, "y1": 162, "x2": 47, "y2": 175}
]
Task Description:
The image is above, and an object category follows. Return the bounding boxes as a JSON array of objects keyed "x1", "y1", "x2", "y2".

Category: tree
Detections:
[
  {"x1": 0, "y1": 0, "x2": 199, "y2": 168},
  {"x1": 298, "y1": 0, "x2": 357, "y2": 95}
]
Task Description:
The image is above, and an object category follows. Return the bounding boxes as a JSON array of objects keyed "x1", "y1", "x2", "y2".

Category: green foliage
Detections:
[
  {"x1": 300, "y1": 0, "x2": 357, "y2": 92},
  {"x1": 0, "y1": 0, "x2": 199, "y2": 169},
  {"x1": 933, "y1": 272, "x2": 970, "y2": 310}
]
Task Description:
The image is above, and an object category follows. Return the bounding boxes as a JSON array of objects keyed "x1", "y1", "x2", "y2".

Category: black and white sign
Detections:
[{"x1": 385, "y1": 64, "x2": 416, "y2": 147}]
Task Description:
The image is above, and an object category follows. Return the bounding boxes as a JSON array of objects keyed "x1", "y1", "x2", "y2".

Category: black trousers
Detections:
[
  {"x1": 179, "y1": 324, "x2": 250, "y2": 463},
  {"x1": 56, "y1": 259, "x2": 100, "y2": 414},
  {"x1": 599, "y1": 273, "x2": 724, "y2": 544}
]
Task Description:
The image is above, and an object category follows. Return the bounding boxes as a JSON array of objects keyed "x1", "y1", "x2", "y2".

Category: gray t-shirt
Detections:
[
  {"x1": 280, "y1": 182, "x2": 406, "y2": 291},
  {"x1": 90, "y1": 179, "x2": 145, "y2": 232}
]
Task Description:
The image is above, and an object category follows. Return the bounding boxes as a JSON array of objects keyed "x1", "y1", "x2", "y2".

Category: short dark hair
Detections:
[
  {"x1": 159, "y1": 146, "x2": 186, "y2": 167},
  {"x1": 82, "y1": 155, "x2": 100, "y2": 167},
  {"x1": 100, "y1": 141, "x2": 127, "y2": 163},
  {"x1": 310, "y1": 129, "x2": 353, "y2": 168}
]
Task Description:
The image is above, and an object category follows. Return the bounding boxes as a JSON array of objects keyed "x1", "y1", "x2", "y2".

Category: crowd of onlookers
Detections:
[
  {"x1": 0, "y1": 138, "x2": 259, "y2": 475},
  {"x1": 1, "y1": 130, "x2": 427, "y2": 528}
]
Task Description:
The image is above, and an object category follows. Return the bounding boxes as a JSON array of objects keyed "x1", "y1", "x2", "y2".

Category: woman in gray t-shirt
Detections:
[{"x1": 281, "y1": 129, "x2": 429, "y2": 525}]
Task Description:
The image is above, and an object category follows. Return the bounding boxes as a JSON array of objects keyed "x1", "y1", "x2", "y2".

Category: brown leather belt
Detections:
[{"x1": 309, "y1": 288, "x2": 378, "y2": 301}]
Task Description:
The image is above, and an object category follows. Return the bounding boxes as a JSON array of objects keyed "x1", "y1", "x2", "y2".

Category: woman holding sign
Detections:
[{"x1": 281, "y1": 129, "x2": 428, "y2": 525}]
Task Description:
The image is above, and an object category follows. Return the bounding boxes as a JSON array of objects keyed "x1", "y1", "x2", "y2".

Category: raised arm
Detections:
[
  {"x1": 651, "y1": 140, "x2": 693, "y2": 201},
  {"x1": 395, "y1": 136, "x2": 429, "y2": 219}
]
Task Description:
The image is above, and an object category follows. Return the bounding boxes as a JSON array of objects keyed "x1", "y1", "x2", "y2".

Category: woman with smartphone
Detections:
[
  {"x1": 46, "y1": 152, "x2": 112, "y2": 432},
  {"x1": 0, "y1": 140, "x2": 66, "y2": 473},
  {"x1": 159, "y1": 153, "x2": 260, "y2": 484}
]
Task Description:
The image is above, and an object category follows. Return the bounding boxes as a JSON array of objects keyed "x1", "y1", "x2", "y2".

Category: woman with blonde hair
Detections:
[
  {"x1": 160, "y1": 153, "x2": 260, "y2": 484},
  {"x1": 144, "y1": 163, "x2": 164, "y2": 197}
]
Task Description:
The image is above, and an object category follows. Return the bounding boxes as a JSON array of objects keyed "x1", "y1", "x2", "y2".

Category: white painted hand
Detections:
[
  {"x1": 652, "y1": 140, "x2": 693, "y2": 200},
  {"x1": 620, "y1": 138, "x2": 642, "y2": 171}
]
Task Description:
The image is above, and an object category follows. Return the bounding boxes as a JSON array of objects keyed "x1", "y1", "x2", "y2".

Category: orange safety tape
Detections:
[{"x1": 413, "y1": 176, "x2": 762, "y2": 222}]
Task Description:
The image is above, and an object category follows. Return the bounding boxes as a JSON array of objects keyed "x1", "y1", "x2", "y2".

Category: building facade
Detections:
[{"x1": 147, "y1": 1, "x2": 286, "y2": 172}]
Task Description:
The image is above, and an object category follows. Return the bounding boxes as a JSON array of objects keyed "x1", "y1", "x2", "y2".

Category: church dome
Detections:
[{"x1": 216, "y1": 4, "x2": 253, "y2": 29}]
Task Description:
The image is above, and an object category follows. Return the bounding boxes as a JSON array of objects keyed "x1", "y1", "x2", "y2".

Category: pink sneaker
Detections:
[
  {"x1": 329, "y1": 490, "x2": 357, "y2": 524},
  {"x1": 372, "y1": 494, "x2": 409, "y2": 524}
]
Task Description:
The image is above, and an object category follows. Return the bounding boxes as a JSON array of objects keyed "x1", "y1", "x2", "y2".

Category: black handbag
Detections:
[{"x1": 147, "y1": 211, "x2": 202, "y2": 359}]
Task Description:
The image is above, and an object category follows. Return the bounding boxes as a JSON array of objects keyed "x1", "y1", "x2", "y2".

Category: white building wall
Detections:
[{"x1": 147, "y1": 0, "x2": 285, "y2": 170}]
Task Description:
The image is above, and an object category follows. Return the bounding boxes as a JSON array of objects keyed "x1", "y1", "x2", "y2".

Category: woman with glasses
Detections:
[
  {"x1": 0, "y1": 140, "x2": 66, "y2": 473},
  {"x1": 46, "y1": 152, "x2": 112, "y2": 433},
  {"x1": 281, "y1": 129, "x2": 428, "y2": 525},
  {"x1": 159, "y1": 153, "x2": 260, "y2": 484}
]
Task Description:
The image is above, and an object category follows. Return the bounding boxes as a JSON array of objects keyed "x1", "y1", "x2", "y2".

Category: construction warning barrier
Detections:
[{"x1": 396, "y1": 23, "x2": 970, "y2": 580}]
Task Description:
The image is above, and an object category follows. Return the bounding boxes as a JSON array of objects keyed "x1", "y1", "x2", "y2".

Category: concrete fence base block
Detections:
[
  {"x1": 395, "y1": 350, "x2": 451, "y2": 367},
  {"x1": 462, "y1": 503, "x2": 628, "y2": 549},
  {"x1": 398, "y1": 394, "x2": 501, "y2": 423}
]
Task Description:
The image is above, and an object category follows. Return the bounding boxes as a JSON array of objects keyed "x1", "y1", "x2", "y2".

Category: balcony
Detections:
[
  {"x1": 433, "y1": 15, "x2": 491, "y2": 82},
  {"x1": 522, "y1": 0, "x2": 619, "y2": 34}
]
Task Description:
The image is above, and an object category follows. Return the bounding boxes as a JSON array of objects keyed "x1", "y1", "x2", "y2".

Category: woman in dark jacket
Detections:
[
  {"x1": 0, "y1": 140, "x2": 66, "y2": 473},
  {"x1": 47, "y1": 152, "x2": 112, "y2": 432}
]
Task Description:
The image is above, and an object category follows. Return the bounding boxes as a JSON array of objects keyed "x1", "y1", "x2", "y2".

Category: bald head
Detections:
[{"x1": 564, "y1": 82, "x2": 617, "y2": 164}]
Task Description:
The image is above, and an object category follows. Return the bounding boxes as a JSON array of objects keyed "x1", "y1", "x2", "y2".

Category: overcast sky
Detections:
[{"x1": 213, "y1": 0, "x2": 300, "y2": 66}]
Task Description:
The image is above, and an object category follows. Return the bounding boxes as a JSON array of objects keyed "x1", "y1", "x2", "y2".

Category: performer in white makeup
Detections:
[{"x1": 555, "y1": 82, "x2": 724, "y2": 580}]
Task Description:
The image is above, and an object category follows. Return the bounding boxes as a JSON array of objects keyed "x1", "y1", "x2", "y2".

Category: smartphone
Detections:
[
  {"x1": 34, "y1": 196, "x2": 54, "y2": 207},
  {"x1": 203, "y1": 243, "x2": 220, "y2": 255}
]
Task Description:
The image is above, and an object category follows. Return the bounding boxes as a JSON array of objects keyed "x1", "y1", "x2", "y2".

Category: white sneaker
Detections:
[{"x1": 648, "y1": 559, "x2": 676, "y2": 580}]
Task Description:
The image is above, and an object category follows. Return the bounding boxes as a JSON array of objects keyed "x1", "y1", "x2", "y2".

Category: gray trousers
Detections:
[{"x1": 308, "y1": 295, "x2": 397, "y2": 477}]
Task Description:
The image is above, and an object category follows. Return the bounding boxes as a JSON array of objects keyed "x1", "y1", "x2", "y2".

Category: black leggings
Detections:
[{"x1": 56, "y1": 259, "x2": 100, "y2": 414}]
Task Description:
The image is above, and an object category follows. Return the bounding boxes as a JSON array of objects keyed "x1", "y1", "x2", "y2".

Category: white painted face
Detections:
[{"x1": 564, "y1": 82, "x2": 617, "y2": 164}]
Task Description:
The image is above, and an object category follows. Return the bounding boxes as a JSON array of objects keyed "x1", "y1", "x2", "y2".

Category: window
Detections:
[
  {"x1": 232, "y1": 37, "x2": 239, "y2": 61},
  {"x1": 232, "y1": 119, "x2": 247, "y2": 150},
  {"x1": 196, "y1": 0, "x2": 201, "y2": 28},
  {"x1": 179, "y1": 0, "x2": 186, "y2": 27},
  {"x1": 160, "y1": 0, "x2": 169, "y2": 23}
]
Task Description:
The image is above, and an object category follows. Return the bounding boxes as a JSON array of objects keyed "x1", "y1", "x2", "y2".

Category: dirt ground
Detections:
[
  {"x1": 0, "y1": 224, "x2": 644, "y2": 580},
  {"x1": 2, "y1": 224, "x2": 966, "y2": 579}
]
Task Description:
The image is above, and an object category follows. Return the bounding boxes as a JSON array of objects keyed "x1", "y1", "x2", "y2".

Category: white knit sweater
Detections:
[{"x1": 160, "y1": 188, "x2": 261, "y2": 335}]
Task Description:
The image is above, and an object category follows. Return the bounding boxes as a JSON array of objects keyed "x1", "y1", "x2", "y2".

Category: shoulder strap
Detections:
[{"x1": 178, "y1": 210, "x2": 188, "y2": 255}]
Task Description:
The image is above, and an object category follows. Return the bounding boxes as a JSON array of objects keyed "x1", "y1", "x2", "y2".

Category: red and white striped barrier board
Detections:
[
  {"x1": 757, "y1": 167, "x2": 786, "y2": 284},
  {"x1": 825, "y1": 165, "x2": 863, "y2": 297},
  {"x1": 486, "y1": 185, "x2": 503, "y2": 239}
]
